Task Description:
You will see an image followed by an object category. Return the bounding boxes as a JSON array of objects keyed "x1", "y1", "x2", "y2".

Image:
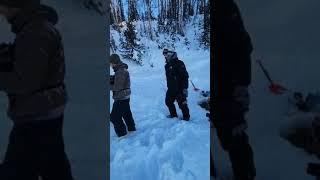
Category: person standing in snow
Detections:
[
  {"x1": 163, "y1": 49, "x2": 190, "y2": 121},
  {"x1": 214, "y1": 0, "x2": 256, "y2": 179},
  {"x1": 0, "y1": 0, "x2": 73, "y2": 179},
  {"x1": 110, "y1": 54, "x2": 136, "y2": 138}
]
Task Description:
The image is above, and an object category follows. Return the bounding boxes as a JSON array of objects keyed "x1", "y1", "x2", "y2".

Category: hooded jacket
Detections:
[
  {"x1": 165, "y1": 57, "x2": 189, "y2": 94},
  {"x1": 111, "y1": 63, "x2": 131, "y2": 101},
  {"x1": 0, "y1": 4, "x2": 67, "y2": 122},
  {"x1": 214, "y1": 0, "x2": 252, "y2": 100}
]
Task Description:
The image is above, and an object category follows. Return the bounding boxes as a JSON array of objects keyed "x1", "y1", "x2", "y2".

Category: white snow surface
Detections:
[
  {"x1": 110, "y1": 24, "x2": 210, "y2": 180},
  {"x1": 213, "y1": 1, "x2": 320, "y2": 179}
]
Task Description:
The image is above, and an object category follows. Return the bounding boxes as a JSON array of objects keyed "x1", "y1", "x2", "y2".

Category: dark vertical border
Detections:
[
  {"x1": 211, "y1": 0, "x2": 216, "y2": 178},
  {"x1": 106, "y1": 0, "x2": 111, "y2": 179}
]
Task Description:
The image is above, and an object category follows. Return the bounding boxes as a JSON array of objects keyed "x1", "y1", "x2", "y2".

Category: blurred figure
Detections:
[
  {"x1": 214, "y1": 0, "x2": 256, "y2": 179},
  {"x1": 0, "y1": 0, "x2": 73, "y2": 179}
]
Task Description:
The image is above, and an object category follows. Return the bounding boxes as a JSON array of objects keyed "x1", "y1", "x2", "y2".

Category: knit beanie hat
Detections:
[{"x1": 110, "y1": 54, "x2": 122, "y2": 65}]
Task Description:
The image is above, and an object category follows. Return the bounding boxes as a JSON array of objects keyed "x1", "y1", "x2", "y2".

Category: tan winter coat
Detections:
[{"x1": 111, "y1": 63, "x2": 131, "y2": 101}]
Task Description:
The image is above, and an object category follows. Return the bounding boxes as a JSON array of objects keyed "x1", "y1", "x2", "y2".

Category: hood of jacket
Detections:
[{"x1": 9, "y1": 4, "x2": 58, "y2": 34}]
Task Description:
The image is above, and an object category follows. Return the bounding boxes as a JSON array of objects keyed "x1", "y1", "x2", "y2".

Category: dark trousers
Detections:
[
  {"x1": 215, "y1": 100, "x2": 256, "y2": 180},
  {"x1": 110, "y1": 98, "x2": 136, "y2": 137},
  {"x1": 165, "y1": 91, "x2": 190, "y2": 119},
  {"x1": 0, "y1": 115, "x2": 74, "y2": 180}
]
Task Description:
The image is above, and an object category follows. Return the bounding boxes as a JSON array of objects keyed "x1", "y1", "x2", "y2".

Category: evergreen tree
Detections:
[
  {"x1": 110, "y1": 34, "x2": 117, "y2": 53},
  {"x1": 200, "y1": 0, "x2": 210, "y2": 47},
  {"x1": 119, "y1": 0, "x2": 126, "y2": 21},
  {"x1": 128, "y1": 0, "x2": 139, "y2": 22},
  {"x1": 120, "y1": 22, "x2": 145, "y2": 65},
  {"x1": 145, "y1": 0, "x2": 154, "y2": 40}
]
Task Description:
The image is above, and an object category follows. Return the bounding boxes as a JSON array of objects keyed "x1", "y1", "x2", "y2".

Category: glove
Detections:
[
  {"x1": 182, "y1": 88, "x2": 188, "y2": 97},
  {"x1": 233, "y1": 86, "x2": 250, "y2": 112},
  {"x1": 110, "y1": 75, "x2": 115, "y2": 85}
]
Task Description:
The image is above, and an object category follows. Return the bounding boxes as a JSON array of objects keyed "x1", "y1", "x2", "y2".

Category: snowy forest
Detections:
[{"x1": 110, "y1": 0, "x2": 210, "y2": 65}]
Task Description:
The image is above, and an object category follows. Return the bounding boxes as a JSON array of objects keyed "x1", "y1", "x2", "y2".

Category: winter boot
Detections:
[
  {"x1": 128, "y1": 126, "x2": 137, "y2": 134},
  {"x1": 128, "y1": 126, "x2": 136, "y2": 132},
  {"x1": 182, "y1": 115, "x2": 190, "y2": 121},
  {"x1": 167, "y1": 114, "x2": 178, "y2": 118},
  {"x1": 118, "y1": 133, "x2": 128, "y2": 141}
]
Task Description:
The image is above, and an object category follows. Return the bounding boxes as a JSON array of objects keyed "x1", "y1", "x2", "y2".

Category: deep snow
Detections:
[
  {"x1": 110, "y1": 22, "x2": 210, "y2": 180},
  {"x1": 213, "y1": 1, "x2": 320, "y2": 179}
]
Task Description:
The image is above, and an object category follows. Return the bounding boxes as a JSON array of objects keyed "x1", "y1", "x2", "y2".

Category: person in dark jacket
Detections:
[
  {"x1": 0, "y1": 1, "x2": 73, "y2": 179},
  {"x1": 163, "y1": 49, "x2": 190, "y2": 121},
  {"x1": 213, "y1": 0, "x2": 256, "y2": 179},
  {"x1": 110, "y1": 54, "x2": 136, "y2": 138}
]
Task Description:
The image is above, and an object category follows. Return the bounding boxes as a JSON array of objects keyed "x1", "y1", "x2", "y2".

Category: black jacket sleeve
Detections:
[
  {"x1": 177, "y1": 60, "x2": 189, "y2": 89},
  {"x1": 215, "y1": 0, "x2": 252, "y2": 98}
]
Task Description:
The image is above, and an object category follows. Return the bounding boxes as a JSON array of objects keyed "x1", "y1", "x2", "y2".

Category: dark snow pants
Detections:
[
  {"x1": 110, "y1": 98, "x2": 136, "y2": 137},
  {"x1": 165, "y1": 91, "x2": 190, "y2": 119},
  {"x1": 214, "y1": 100, "x2": 256, "y2": 180},
  {"x1": 0, "y1": 116, "x2": 74, "y2": 180}
]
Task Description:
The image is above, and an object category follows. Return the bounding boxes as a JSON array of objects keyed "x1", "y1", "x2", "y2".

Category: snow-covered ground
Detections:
[
  {"x1": 110, "y1": 23, "x2": 210, "y2": 179},
  {"x1": 0, "y1": 1, "x2": 108, "y2": 179},
  {"x1": 214, "y1": 1, "x2": 320, "y2": 179}
]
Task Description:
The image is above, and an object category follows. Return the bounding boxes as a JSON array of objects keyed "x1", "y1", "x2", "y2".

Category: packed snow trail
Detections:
[
  {"x1": 214, "y1": 1, "x2": 320, "y2": 179},
  {"x1": 110, "y1": 48, "x2": 210, "y2": 180}
]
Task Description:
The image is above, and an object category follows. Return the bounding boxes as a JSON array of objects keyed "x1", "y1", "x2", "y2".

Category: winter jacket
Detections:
[
  {"x1": 111, "y1": 63, "x2": 131, "y2": 101},
  {"x1": 165, "y1": 58, "x2": 189, "y2": 94},
  {"x1": 214, "y1": 0, "x2": 252, "y2": 100},
  {"x1": 0, "y1": 5, "x2": 67, "y2": 122}
]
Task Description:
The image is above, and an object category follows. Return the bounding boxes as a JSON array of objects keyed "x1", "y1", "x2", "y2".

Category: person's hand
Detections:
[{"x1": 110, "y1": 75, "x2": 115, "y2": 85}]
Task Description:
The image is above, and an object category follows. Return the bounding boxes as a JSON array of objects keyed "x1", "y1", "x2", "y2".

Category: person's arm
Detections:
[
  {"x1": 229, "y1": 1, "x2": 252, "y2": 87},
  {"x1": 178, "y1": 61, "x2": 189, "y2": 89},
  {"x1": 110, "y1": 75, "x2": 115, "y2": 91},
  {"x1": 0, "y1": 30, "x2": 56, "y2": 94}
]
